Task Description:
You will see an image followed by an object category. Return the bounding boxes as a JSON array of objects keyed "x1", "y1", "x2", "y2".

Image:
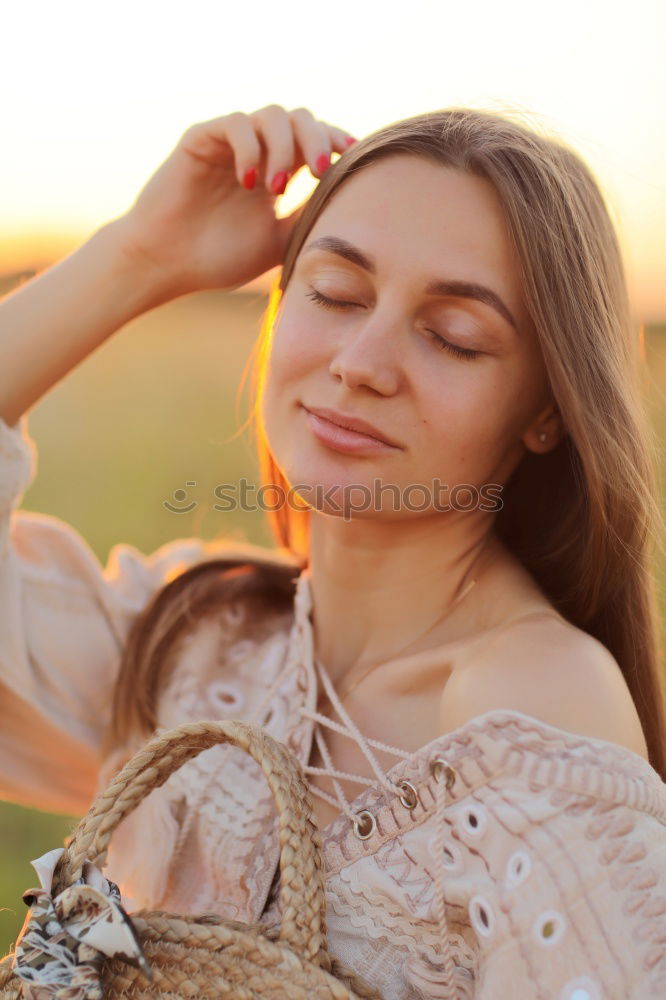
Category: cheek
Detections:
[
  {"x1": 260, "y1": 321, "x2": 315, "y2": 433},
  {"x1": 419, "y1": 372, "x2": 497, "y2": 434},
  {"x1": 416, "y1": 374, "x2": 517, "y2": 472},
  {"x1": 269, "y1": 318, "x2": 324, "y2": 387}
]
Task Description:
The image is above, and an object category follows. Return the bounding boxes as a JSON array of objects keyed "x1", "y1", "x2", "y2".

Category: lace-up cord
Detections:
[
  {"x1": 301, "y1": 708, "x2": 414, "y2": 761},
  {"x1": 299, "y1": 659, "x2": 458, "y2": 997},
  {"x1": 298, "y1": 657, "x2": 414, "y2": 823},
  {"x1": 307, "y1": 714, "x2": 359, "y2": 818},
  {"x1": 319, "y1": 654, "x2": 409, "y2": 785},
  {"x1": 432, "y1": 760, "x2": 457, "y2": 998},
  {"x1": 299, "y1": 705, "x2": 412, "y2": 818},
  {"x1": 202, "y1": 568, "x2": 456, "y2": 993}
]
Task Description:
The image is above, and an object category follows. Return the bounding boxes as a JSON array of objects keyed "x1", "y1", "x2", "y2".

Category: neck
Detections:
[{"x1": 305, "y1": 509, "x2": 503, "y2": 687}]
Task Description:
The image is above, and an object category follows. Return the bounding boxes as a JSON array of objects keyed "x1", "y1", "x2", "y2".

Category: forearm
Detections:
[{"x1": 0, "y1": 218, "x2": 175, "y2": 427}]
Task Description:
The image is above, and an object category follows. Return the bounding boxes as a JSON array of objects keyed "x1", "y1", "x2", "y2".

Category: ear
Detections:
[{"x1": 522, "y1": 399, "x2": 565, "y2": 454}]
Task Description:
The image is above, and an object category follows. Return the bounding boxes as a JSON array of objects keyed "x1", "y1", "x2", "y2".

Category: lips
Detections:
[{"x1": 301, "y1": 404, "x2": 400, "y2": 448}]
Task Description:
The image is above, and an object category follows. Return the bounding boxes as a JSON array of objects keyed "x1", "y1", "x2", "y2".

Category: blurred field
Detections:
[{"x1": 0, "y1": 280, "x2": 665, "y2": 953}]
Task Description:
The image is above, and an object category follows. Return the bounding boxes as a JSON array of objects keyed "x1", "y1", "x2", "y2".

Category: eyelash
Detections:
[{"x1": 305, "y1": 287, "x2": 480, "y2": 361}]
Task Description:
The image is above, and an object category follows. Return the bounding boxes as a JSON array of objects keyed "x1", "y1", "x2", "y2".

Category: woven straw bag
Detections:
[{"x1": 0, "y1": 719, "x2": 383, "y2": 999}]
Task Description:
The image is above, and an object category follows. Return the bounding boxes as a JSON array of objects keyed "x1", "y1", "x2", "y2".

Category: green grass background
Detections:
[{"x1": 1, "y1": 281, "x2": 665, "y2": 953}]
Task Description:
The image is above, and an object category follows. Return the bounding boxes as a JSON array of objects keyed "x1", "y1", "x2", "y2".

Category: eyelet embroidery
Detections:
[
  {"x1": 208, "y1": 680, "x2": 244, "y2": 712},
  {"x1": 560, "y1": 976, "x2": 601, "y2": 1000},
  {"x1": 428, "y1": 833, "x2": 465, "y2": 874},
  {"x1": 261, "y1": 700, "x2": 287, "y2": 731},
  {"x1": 505, "y1": 849, "x2": 532, "y2": 888},
  {"x1": 353, "y1": 810, "x2": 376, "y2": 840},
  {"x1": 457, "y1": 802, "x2": 487, "y2": 838},
  {"x1": 469, "y1": 894, "x2": 495, "y2": 938},
  {"x1": 227, "y1": 638, "x2": 255, "y2": 663},
  {"x1": 533, "y1": 909, "x2": 566, "y2": 947}
]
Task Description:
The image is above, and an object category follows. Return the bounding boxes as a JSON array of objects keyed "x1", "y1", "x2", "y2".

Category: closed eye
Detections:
[{"x1": 305, "y1": 287, "x2": 481, "y2": 361}]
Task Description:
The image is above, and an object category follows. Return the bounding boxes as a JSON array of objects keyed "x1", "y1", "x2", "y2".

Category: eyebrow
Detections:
[{"x1": 302, "y1": 235, "x2": 519, "y2": 334}]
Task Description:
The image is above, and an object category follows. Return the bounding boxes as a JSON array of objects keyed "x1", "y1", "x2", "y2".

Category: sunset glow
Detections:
[{"x1": 1, "y1": 0, "x2": 664, "y2": 320}]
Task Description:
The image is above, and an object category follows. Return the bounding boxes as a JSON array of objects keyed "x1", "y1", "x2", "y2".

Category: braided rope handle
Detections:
[
  {"x1": 0, "y1": 955, "x2": 19, "y2": 998},
  {"x1": 50, "y1": 720, "x2": 328, "y2": 965}
]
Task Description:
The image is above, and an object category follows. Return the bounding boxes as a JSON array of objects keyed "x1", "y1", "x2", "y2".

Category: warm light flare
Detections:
[{"x1": 0, "y1": 0, "x2": 663, "y2": 319}]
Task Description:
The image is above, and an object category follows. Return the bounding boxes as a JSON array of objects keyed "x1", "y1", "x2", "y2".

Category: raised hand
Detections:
[{"x1": 115, "y1": 104, "x2": 356, "y2": 297}]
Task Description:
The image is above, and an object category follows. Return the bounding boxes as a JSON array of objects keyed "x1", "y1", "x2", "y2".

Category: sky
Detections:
[{"x1": 1, "y1": 0, "x2": 665, "y2": 321}]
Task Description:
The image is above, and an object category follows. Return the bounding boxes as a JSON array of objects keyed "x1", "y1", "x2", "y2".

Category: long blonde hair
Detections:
[{"x1": 104, "y1": 108, "x2": 666, "y2": 778}]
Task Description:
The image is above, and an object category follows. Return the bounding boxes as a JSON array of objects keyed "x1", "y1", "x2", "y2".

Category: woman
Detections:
[{"x1": 1, "y1": 104, "x2": 665, "y2": 998}]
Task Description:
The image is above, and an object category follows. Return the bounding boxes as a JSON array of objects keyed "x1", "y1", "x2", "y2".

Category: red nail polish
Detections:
[
  {"x1": 242, "y1": 167, "x2": 257, "y2": 190},
  {"x1": 345, "y1": 137, "x2": 357, "y2": 146},
  {"x1": 316, "y1": 153, "x2": 330, "y2": 174},
  {"x1": 271, "y1": 170, "x2": 288, "y2": 195}
]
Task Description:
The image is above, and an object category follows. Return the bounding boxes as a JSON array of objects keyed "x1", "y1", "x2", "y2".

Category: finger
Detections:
[
  {"x1": 220, "y1": 112, "x2": 265, "y2": 189},
  {"x1": 325, "y1": 122, "x2": 358, "y2": 154},
  {"x1": 288, "y1": 107, "x2": 334, "y2": 178},
  {"x1": 179, "y1": 113, "x2": 263, "y2": 190},
  {"x1": 250, "y1": 104, "x2": 297, "y2": 195}
]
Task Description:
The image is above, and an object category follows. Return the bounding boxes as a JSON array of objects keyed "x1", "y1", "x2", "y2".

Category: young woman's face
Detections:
[{"x1": 260, "y1": 154, "x2": 553, "y2": 520}]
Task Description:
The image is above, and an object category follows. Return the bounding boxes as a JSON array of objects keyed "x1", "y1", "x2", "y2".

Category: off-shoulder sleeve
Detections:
[
  {"x1": 0, "y1": 413, "x2": 214, "y2": 816},
  {"x1": 451, "y1": 767, "x2": 666, "y2": 999}
]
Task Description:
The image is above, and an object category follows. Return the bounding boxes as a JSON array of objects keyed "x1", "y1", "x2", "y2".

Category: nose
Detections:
[{"x1": 328, "y1": 316, "x2": 402, "y2": 394}]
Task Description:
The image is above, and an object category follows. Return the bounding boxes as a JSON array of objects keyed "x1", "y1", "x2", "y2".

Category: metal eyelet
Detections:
[
  {"x1": 352, "y1": 809, "x2": 376, "y2": 840},
  {"x1": 430, "y1": 757, "x2": 457, "y2": 791},
  {"x1": 395, "y1": 778, "x2": 418, "y2": 810}
]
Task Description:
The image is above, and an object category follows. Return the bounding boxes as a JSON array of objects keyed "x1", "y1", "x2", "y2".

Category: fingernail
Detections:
[
  {"x1": 345, "y1": 137, "x2": 357, "y2": 146},
  {"x1": 242, "y1": 167, "x2": 257, "y2": 190},
  {"x1": 316, "y1": 152, "x2": 330, "y2": 174},
  {"x1": 271, "y1": 170, "x2": 288, "y2": 195}
]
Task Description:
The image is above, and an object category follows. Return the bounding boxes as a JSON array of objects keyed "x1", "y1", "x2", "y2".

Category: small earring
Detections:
[{"x1": 538, "y1": 431, "x2": 547, "y2": 442}]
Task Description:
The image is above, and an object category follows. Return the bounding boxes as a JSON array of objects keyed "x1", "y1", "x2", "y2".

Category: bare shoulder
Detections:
[{"x1": 439, "y1": 613, "x2": 650, "y2": 761}]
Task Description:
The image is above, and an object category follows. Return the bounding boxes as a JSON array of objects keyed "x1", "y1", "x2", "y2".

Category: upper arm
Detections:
[
  {"x1": 1, "y1": 515, "x2": 212, "y2": 813},
  {"x1": 438, "y1": 617, "x2": 650, "y2": 760},
  {"x1": 0, "y1": 413, "x2": 212, "y2": 813}
]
